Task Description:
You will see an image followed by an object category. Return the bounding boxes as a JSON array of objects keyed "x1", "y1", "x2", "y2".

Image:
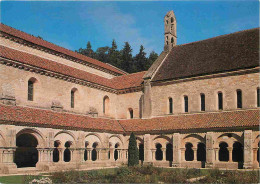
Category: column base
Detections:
[
  {"x1": 243, "y1": 162, "x2": 253, "y2": 169},
  {"x1": 0, "y1": 163, "x2": 17, "y2": 174}
]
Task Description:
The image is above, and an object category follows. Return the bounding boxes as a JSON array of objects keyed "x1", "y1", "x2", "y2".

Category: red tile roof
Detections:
[
  {"x1": 0, "y1": 46, "x2": 145, "y2": 90},
  {"x1": 119, "y1": 110, "x2": 260, "y2": 133},
  {"x1": 0, "y1": 104, "x2": 259, "y2": 133},
  {"x1": 0, "y1": 104, "x2": 124, "y2": 133},
  {"x1": 0, "y1": 23, "x2": 126, "y2": 75}
]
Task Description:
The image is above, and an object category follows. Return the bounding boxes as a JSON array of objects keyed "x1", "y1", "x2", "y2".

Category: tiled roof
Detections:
[
  {"x1": 0, "y1": 46, "x2": 145, "y2": 90},
  {"x1": 0, "y1": 104, "x2": 259, "y2": 133},
  {"x1": 119, "y1": 110, "x2": 260, "y2": 133},
  {"x1": 0, "y1": 104, "x2": 124, "y2": 133},
  {"x1": 152, "y1": 28, "x2": 260, "y2": 82},
  {"x1": 0, "y1": 23, "x2": 126, "y2": 75}
]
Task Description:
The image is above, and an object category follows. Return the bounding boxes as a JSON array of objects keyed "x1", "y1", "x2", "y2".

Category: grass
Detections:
[{"x1": 0, "y1": 166, "x2": 259, "y2": 183}]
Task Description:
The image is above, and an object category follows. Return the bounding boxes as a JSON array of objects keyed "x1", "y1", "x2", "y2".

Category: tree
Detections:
[
  {"x1": 76, "y1": 41, "x2": 95, "y2": 58},
  {"x1": 95, "y1": 46, "x2": 109, "y2": 63},
  {"x1": 134, "y1": 45, "x2": 147, "y2": 72},
  {"x1": 128, "y1": 132, "x2": 139, "y2": 166},
  {"x1": 121, "y1": 42, "x2": 133, "y2": 73},
  {"x1": 145, "y1": 51, "x2": 158, "y2": 70},
  {"x1": 108, "y1": 39, "x2": 122, "y2": 68}
]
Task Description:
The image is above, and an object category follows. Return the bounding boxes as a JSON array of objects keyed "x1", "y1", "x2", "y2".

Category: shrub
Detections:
[{"x1": 128, "y1": 132, "x2": 139, "y2": 166}]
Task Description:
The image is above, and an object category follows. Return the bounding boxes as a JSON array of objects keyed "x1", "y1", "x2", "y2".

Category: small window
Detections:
[
  {"x1": 184, "y1": 96, "x2": 188, "y2": 112},
  {"x1": 171, "y1": 17, "x2": 174, "y2": 23},
  {"x1": 129, "y1": 108, "x2": 133, "y2": 119},
  {"x1": 169, "y1": 98, "x2": 173, "y2": 114},
  {"x1": 71, "y1": 90, "x2": 75, "y2": 108},
  {"x1": 237, "y1": 89, "x2": 242, "y2": 108},
  {"x1": 201, "y1": 93, "x2": 205, "y2": 111},
  {"x1": 257, "y1": 88, "x2": 260, "y2": 107},
  {"x1": 28, "y1": 80, "x2": 34, "y2": 101},
  {"x1": 218, "y1": 92, "x2": 223, "y2": 110}
]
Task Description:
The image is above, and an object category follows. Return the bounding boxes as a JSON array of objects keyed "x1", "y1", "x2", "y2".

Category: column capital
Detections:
[{"x1": 227, "y1": 147, "x2": 233, "y2": 151}]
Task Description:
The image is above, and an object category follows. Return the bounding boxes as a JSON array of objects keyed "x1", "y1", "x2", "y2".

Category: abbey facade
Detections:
[{"x1": 0, "y1": 11, "x2": 259, "y2": 174}]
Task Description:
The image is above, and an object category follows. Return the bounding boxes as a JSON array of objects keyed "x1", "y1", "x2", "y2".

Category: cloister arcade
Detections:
[{"x1": 0, "y1": 125, "x2": 259, "y2": 174}]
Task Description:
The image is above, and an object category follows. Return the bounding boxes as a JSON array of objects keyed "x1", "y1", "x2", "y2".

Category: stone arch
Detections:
[
  {"x1": 16, "y1": 128, "x2": 45, "y2": 147},
  {"x1": 109, "y1": 135, "x2": 124, "y2": 148},
  {"x1": 54, "y1": 130, "x2": 75, "y2": 148},
  {"x1": 85, "y1": 133, "x2": 102, "y2": 146},
  {"x1": 216, "y1": 133, "x2": 242, "y2": 147},
  {"x1": 253, "y1": 134, "x2": 260, "y2": 148},
  {"x1": 153, "y1": 135, "x2": 172, "y2": 149},
  {"x1": 182, "y1": 134, "x2": 205, "y2": 148}
]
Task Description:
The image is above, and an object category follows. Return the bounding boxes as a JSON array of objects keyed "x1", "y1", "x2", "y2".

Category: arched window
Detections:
[
  {"x1": 92, "y1": 142, "x2": 98, "y2": 161},
  {"x1": 139, "y1": 144, "x2": 144, "y2": 161},
  {"x1": 64, "y1": 141, "x2": 72, "y2": 162},
  {"x1": 200, "y1": 93, "x2": 205, "y2": 111},
  {"x1": 184, "y1": 96, "x2": 188, "y2": 112},
  {"x1": 257, "y1": 88, "x2": 260, "y2": 107},
  {"x1": 129, "y1": 108, "x2": 133, "y2": 119},
  {"x1": 155, "y1": 144, "x2": 163, "y2": 160},
  {"x1": 166, "y1": 143, "x2": 173, "y2": 162},
  {"x1": 171, "y1": 17, "x2": 174, "y2": 23},
  {"x1": 169, "y1": 98, "x2": 173, "y2": 114},
  {"x1": 103, "y1": 96, "x2": 110, "y2": 115},
  {"x1": 171, "y1": 37, "x2": 174, "y2": 43},
  {"x1": 219, "y1": 142, "x2": 229, "y2": 161},
  {"x1": 28, "y1": 78, "x2": 37, "y2": 101},
  {"x1": 218, "y1": 92, "x2": 223, "y2": 110},
  {"x1": 53, "y1": 141, "x2": 60, "y2": 163},
  {"x1": 185, "y1": 143, "x2": 194, "y2": 161},
  {"x1": 237, "y1": 89, "x2": 242, "y2": 108},
  {"x1": 114, "y1": 143, "x2": 119, "y2": 161}
]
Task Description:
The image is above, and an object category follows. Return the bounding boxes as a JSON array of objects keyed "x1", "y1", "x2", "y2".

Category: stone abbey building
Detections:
[{"x1": 0, "y1": 11, "x2": 259, "y2": 174}]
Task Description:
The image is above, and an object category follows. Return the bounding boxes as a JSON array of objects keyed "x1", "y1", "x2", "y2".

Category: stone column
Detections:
[
  {"x1": 243, "y1": 130, "x2": 253, "y2": 169},
  {"x1": 59, "y1": 148, "x2": 63, "y2": 162},
  {"x1": 180, "y1": 148, "x2": 185, "y2": 162},
  {"x1": 193, "y1": 148, "x2": 198, "y2": 161},
  {"x1": 110, "y1": 148, "x2": 114, "y2": 161},
  {"x1": 126, "y1": 150, "x2": 128, "y2": 160},
  {"x1": 162, "y1": 148, "x2": 166, "y2": 161},
  {"x1": 172, "y1": 133, "x2": 181, "y2": 167},
  {"x1": 205, "y1": 132, "x2": 214, "y2": 168},
  {"x1": 151, "y1": 149, "x2": 156, "y2": 161},
  {"x1": 253, "y1": 148, "x2": 258, "y2": 162},
  {"x1": 87, "y1": 149, "x2": 92, "y2": 161},
  {"x1": 228, "y1": 147, "x2": 233, "y2": 162},
  {"x1": 144, "y1": 134, "x2": 152, "y2": 163},
  {"x1": 0, "y1": 148, "x2": 3, "y2": 163},
  {"x1": 214, "y1": 148, "x2": 219, "y2": 162}
]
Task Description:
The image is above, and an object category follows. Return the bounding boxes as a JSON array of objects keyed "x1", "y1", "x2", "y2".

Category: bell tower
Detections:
[{"x1": 164, "y1": 10, "x2": 177, "y2": 51}]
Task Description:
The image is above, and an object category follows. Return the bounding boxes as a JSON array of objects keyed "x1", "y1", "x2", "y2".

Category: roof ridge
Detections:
[
  {"x1": 174, "y1": 27, "x2": 260, "y2": 48},
  {"x1": 0, "y1": 23, "x2": 125, "y2": 75}
]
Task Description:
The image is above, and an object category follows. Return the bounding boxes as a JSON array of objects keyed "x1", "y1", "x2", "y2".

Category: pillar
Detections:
[
  {"x1": 243, "y1": 130, "x2": 253, "y2": 169},
  {"x1": 109, "y1": 148, "x2": 114, "y2": 161},
  {"x1": 162, "y1": 148, "x2": 166, "y2": 161},
  {"x1": 172, "y1": 133, "x2": 181, "y2": 167},
  {"x1": 193, "y1": 148, "x2": 198, "y2": 161},
  {"x1": 180, "y1": 148, "x2": 185, "y2": 162},
  {"x1": 228, "y1": 147, "x2": 233, "y2": 162},
  {"x1": 205, "y1": 132, "x2": 214, "y2": 168},
  {"x1": 214, "y1": 148, "x2": 219, "y2": 162},
  {"x1": 144, "y1": 134, "x2": 152, "y2": 163},
  {"x1": 143, "y1": 79, "x2": 152, "y2": 118},
  {"x1": 151, "y1": 149, "x2": 156, "y2": 161}
]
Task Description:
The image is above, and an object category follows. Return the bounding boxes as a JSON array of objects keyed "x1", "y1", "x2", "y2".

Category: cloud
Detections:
[{"x1": 78, "y1": 4, "x2": 157, "y2": 54}]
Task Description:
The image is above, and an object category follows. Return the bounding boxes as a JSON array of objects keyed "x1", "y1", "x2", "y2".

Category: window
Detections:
[
  {"x1": 27, "y1": 78, "x2": 37, "y2": 101},
  {"x1": 237, "y1": 89, "x2": 242, "y2": 108},
  {"x1": 184, "y1": 96, "x2": 188, "y2": 112},
  {"x1": 218, "y1": 92, "x2": 223, "y2": 110},
  {"x1": 169, "y1": 98, "x2": 173, "y2": 114},
  {"x1": 129, "y1": 108, "x2": 133, "y2": 119},
  {"x1": 201, "y1": 93, "x2": 205, "y2": 111},
  {"x1": 171, "y1": 17, "x2": 174, "y2": 23},
  {"x1": 71, "y1": 90, "x2": 75, "y2": 108},
  {"x1": 257, "y1": 88, "x2": 260, "y2": 107},
  {"x1": 103, "y1": 96, "x2": 110, "y2": 115}
]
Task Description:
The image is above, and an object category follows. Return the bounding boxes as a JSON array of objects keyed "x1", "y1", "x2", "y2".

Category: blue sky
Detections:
[{"x1": 1, "y1": 1, "x2": 259, "y2": 55}]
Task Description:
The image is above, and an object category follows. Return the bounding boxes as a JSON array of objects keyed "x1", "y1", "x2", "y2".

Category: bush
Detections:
[{"x1": 128, "y1": 132, "x2": 139, "y2": 166}]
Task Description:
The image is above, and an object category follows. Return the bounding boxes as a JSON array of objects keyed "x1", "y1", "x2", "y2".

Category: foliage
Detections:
[
  {"x1": 76, "y1": 40, "x2": 159, "y2": 73},
  {"x1": 1, "y1": 166, "x2": 258, "y2": 184},
  {"x1": 128, "y1": 132, "x2": 139, "y2": 166}
]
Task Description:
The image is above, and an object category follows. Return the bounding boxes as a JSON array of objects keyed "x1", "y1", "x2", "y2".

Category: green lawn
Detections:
[{"x1": 0, "y1": 175, "x2": 24, "y2": 184}]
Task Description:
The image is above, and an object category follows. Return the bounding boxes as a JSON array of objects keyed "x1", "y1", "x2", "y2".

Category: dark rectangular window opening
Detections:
[
  {"x1": 184, "y1": 96, "x2": 188, "y2": 112},
  {"x1": 257, "y1": 88, "x2": 260, "y2": 107},
  {"x1": 169, "y1": 98, "x2": 173, "y2": 114},
  {"x1": 237, "y1": 90, "x2": 242, "y2": 108},
  {"x1": 201, "y1": 94, "x2": 205, "y2": 111},
  {"x1": 218, "y1": 92, "x2": 223, "y2": 110},
  {"x1": 71, "y1": 91, "x2": 75, "y2": 108},
  {"x1": 28, "y1": 81, "x2": 34, "y2": 101}
]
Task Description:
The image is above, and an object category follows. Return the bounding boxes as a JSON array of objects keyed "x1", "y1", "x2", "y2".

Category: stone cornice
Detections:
[
  {"x1": 0, "y1": 32, "x2": 124, "y2": 77},
  {"x1": 0, "y1": 57, "x2": 142, "y2": 94}
]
